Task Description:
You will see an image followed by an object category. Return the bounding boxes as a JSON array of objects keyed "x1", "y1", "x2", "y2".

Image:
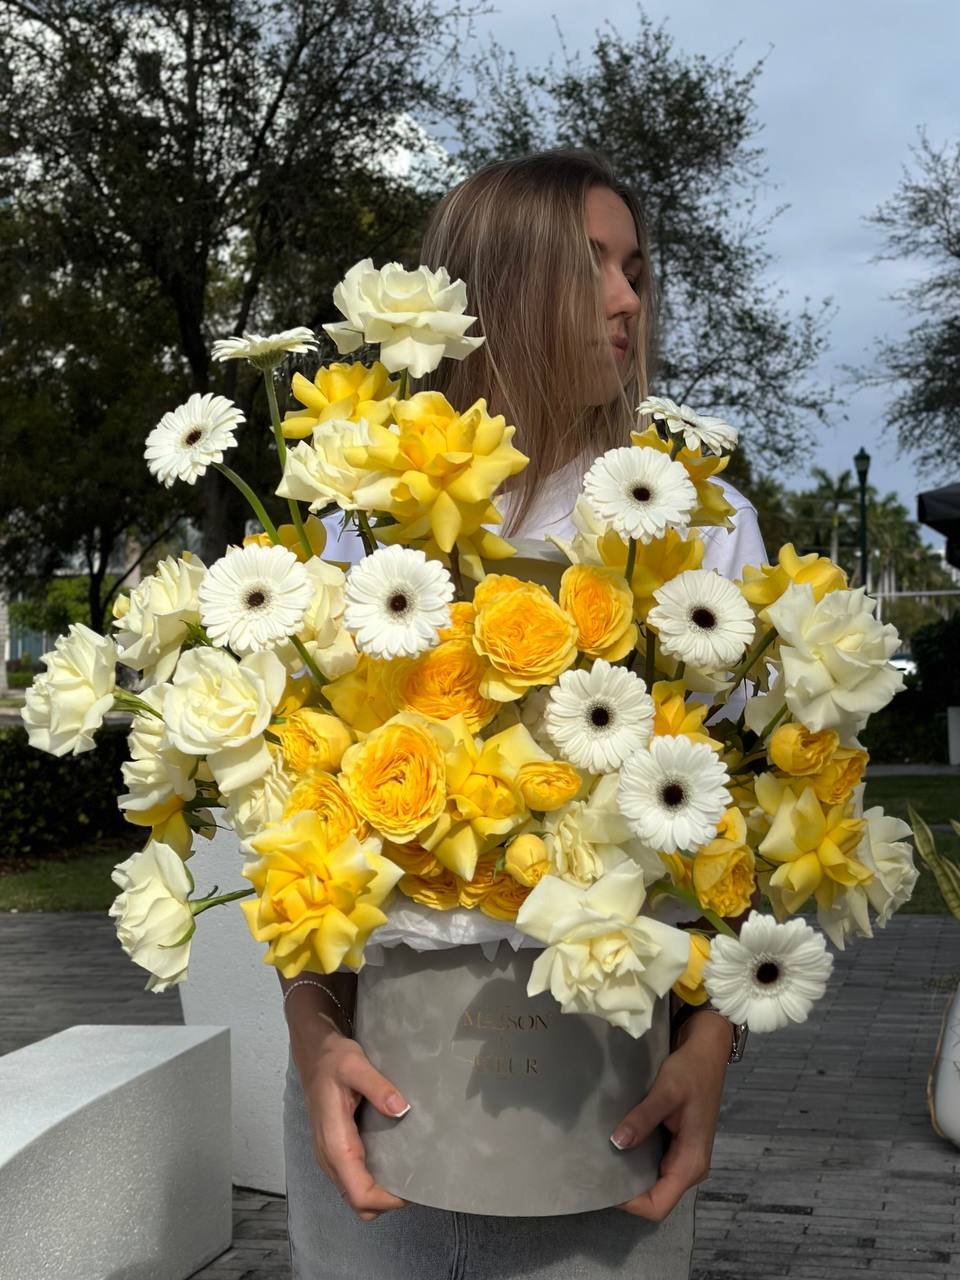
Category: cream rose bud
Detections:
[
  {"x1": 515, "y1": 861, "x2": 691, "y2": 1039},
  {"x1": 109, "y1": 840, "x2": 195, "y2": 992},
  {"x1": 323, "y1": 258, "x2": 485, "y2": 379},
  {"x1": 163, "y1": 647, "x2": 287, "y2": 794},
  {"x1": 21, "y1": 623, "x2": 118, "y2": 757},
  {"x1": 767, "y1": 583, "x2": 904, "y2": 738},
  {"x1": 113, "y1": 552, "x2": 205, "y2": 685}
]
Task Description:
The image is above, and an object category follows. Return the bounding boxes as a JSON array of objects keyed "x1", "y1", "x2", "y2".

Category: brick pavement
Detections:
[{"x1": 1, "y1": 912, "x2": 958, "y2": 1279}]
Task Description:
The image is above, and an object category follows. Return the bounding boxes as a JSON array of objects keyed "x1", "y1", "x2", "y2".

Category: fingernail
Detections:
[
  {"x1": 610, "y1": 1128, "x2": 633, "y2": 1150},
  {"x1": 387, "y1": 1093, "x2": 410, "y2": 1117}
]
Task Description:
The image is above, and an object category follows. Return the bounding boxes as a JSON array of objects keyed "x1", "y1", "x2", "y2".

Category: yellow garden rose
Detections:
[
  {"x1": 274, "y1": 708, "x2": 352, "y2": 774},
  {"x1": 672, "y1": 933, "x2": 711, "y2": 1006},
  {"x1": 809, "y1": 746, "x2": 869, "y2": 806},
  {"x1": 283, "y1": 768, "x2": 367, "y2": 847},
  {"x1": 515, "y1": 760, "x2": 582, "y2": 812},
  {"x1": 768, "y1": 723, "x2": 839, "y2": 776},
  {"x1": 243, "y1": 515, "x2": 327, "y2": 562},
  {"x1": 281, "y1": 361, "x2": 398, "y2": 439},
  {"x1": 391, "y1": 638, "x2": 498, "y2": 733},
  {"x1": 457, "y1": 852, "x2": 503, "y2": 909},
  {"x1": 693, "y1": 833, "x2": 756, "y2": 918},
  {"x1": 240, "y1": 815, "x2": 403, "y2": 974},
  {"x1": 396, "y1": 868, "x2": 462, "y2": 911},
  {"x1": 597, "y1": 527, "x2": 705, "y2": 622},
  {"x1": 559, "y1": 563, "x2": 637, "y2": 661},
  {"x1": 439, "y1": 602, "x2": 477, "y2": 640},
  {"x1": 739, "y1": 543, "x2": 847, "y2": 619},
  {"x1": 630, "y1": 426, "x2": 734, "y2": 528},
  {"x1": 322, "y1": 654, "x2": 396, "y2": 732},
  {"x1": 339, "y1": 713, "x2": 447, "y2": 843},
  {"x1": 660, "y1": 851, "x2": 696, "y2": 894},
  {"x1": 504, "y1": 833, "x2": 551, "y2": 887},
  {"x1": 472, "y1": 574, "x2": 577, "y2": 701},
  {"x1": 382, "y1": 840, "x2": 448, "y2": 879},
  {"x1": 480, "y1": 874, "x2": 533, "y2": 922}
]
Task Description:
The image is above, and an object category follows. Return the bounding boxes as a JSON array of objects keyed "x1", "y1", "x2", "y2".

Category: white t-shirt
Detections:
[{"x1": 321, "y1": 467, "x2": 767, "y2": 964}]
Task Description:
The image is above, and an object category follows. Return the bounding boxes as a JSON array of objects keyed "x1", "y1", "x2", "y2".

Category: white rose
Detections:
[
  {"x1": 273, "y1": 558, "x2": 360, "y2": 680},
  {"x1": 276, "y1": 418, "x2": 380, "y2": 512},
  {"x1": 543, "y1": 774, "x2": 663, "y2": 888},
  {"x1": 163, "y1": 647, "x2": 286, "y2": 793},
  {"x1": 113, "y1": 552, "x2": 205, "y2": 685},
  {"x1": 515, "y1": 861, "x2": 691, "y2": 1038},
  {"x1": 323, "y1": 258, "x2": 485, "y2": 378},
  {"x1": 767, "y1": 583, "x2": 904, "y2": 738},
  {"x1": 21, "y1": 623, "x2": 118, "y2": 756},
  {"x1": 223, "y1": 749, "x2": 295, "y2": 847},
  {"x1": 816, "y1": 803, "x2": 917, "y2": 948},
  {"x1": 109, "y1": 840, "x2": 196, "y2": 992}
]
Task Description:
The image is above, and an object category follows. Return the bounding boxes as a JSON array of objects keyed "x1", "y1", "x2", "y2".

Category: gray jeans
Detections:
[{"x1": 283, "y1": 1050, "x2": 698, "y2": 1279}]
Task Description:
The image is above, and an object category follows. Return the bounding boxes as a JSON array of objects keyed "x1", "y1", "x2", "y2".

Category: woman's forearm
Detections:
[{"x1": 278, "y1": 970, "x2": 359, "y2": 1065}]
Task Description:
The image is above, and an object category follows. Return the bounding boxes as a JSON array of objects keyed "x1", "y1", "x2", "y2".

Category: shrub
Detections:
[
  {"x1": 912, "y1": 613, "x2": 960, "y2": 710},
  {"x1": 861, "y1": 687, "x2": 948, "y2": 765},
  {"x1": 0, "y1": 725, "x2": 132, "y2": 862}
]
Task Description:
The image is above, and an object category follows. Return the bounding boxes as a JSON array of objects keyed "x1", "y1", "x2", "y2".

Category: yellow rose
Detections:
[
  {"x1": 559, "y1": 563, "x2": 637, "y2": 661},
  {"x1": 515, "y1": 761, "x2": 582, "y2": 812},
  {"x1": 457, "y1": 852, "x2": 502, "y2": 909},
  {"x1": 243, "y1": 515, "x2": 327, "y2": 562},
  {"x1": 397, "y1": 869, "x2": 462, "y2": 911},
  {"x1": 660, "y1": 851, "x2": 695, "y2": 893},
  {"x1": 283, "y1": 768, "x2": 367, "y2": 847},
  {"x1": 768, "y1": 723, "x2": 840, "y2": 776},
  {"x1": 595, "y1": 527, "x2": 705, "y2": 622},
  {"x1": 322, "y1": 654, "x2": 396, "y2": 732},
  {"x1": 672, "y1": 933, "x2": 711, "y2": 1006},
  {"x1": 693, "y1": 838, "x2": 756, "y2": 918},
  {"x1": 281, "y1": 361, "x2": 399, "y2": 440},
  {"x1": 473, "y1": 575, "x2": 577, "y2": 701},
  {"x1": 630, "y1": 426, "x2": 734, "y2": 528},
  {"x1": 809, "y1": 747, "x2": 869, "y2": 806},
  {"x1": 504, "y1": 833, "x2": 551, "y2": 887},
  {"x1": 740, "y1": 543, "x2": 847, "y2": 619},
  {"x1": 339, "y1": 713, "x2": 447, "y2": 843},
  {"x1": 439, "y1": 602, "x2": 477, "y2": 640},
  {"x1": 275, "y1": 708, "x2": 353, "y2": 774},
  {"x1": 480, "y1": 874, "x2": 533, "y2": 922},
  {"x1": 382, "y1": 840, "x2": 448, "y2": 879},
  {"x1": 391, "y1": 638, "x2": 498, "y2": 733},
  {"x1": 241, "y1": 815, "x2": 403, "y2": 973},
  {"x1": 652, "y1": 680, "x2": 720, "y2": 751}
]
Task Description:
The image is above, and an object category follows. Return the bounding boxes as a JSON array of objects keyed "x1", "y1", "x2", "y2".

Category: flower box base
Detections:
[{"x1": 356, "y1": 940, "x2": 669, "y2": 1216}]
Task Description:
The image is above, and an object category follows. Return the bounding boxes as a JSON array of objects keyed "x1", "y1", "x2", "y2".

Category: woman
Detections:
[{"x1": 280, "y1": 149, "x2": 765, "y2": 1279}]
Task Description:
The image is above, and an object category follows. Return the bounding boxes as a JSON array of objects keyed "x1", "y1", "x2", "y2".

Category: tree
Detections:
[
  {"x1": 861, "y1": 129, "x2": 960, "y2": 473},
  {"x1": 460, "y1": 12, "x2": 836, "y2": 467}
]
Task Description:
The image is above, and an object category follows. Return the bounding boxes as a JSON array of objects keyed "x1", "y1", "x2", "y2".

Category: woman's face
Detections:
[{"x1": 581, "y1": 184, "x2": 643, "y2": 405}]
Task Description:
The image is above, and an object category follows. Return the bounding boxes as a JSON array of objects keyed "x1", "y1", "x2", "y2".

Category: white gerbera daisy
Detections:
[
  {"x1": 145, "y1": 393, "x2": 244, "y2": 488},
  {"x1": 648, "y1": 569, "x2": 755, "y2": 671},
  {"x1": 211, "y1": 327, "x2": 318, "y2": 371},
  {"x1": 637, "y1": 396, "x2": 739, "y2": 454},
  {"x1": 344, "y1": 545, "x2": 454, "y2": 660},
  {"x1": 198, "y1": 543, "x2": 313, "y2": 654},
  {"x1": 703, "y1": 911, "x2": 834, "y2": 1033},
  {"x1": 582, "y1": 446, "x2": 697, "y2": 543},
  {"x1": 618, "y1": 735, "x2": 729, "y2": 852},
  {"x1": 544, "y1": 660, "x2": 654, "y2": 774}
]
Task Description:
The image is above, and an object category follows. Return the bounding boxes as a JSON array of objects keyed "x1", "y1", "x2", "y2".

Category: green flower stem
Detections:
[
  {"x1": 624, "y1": 536, "x2": 637, "y2": 587},
  {"x1": 647, "y1": 878, "x2": 739, "y2": 939},
  {"x1": 758, "y1": 700, "x2": 790, "y2": 743},
  {"x1": 670, "y1": 436, "x2": 684, "y2": 460},
  {"x1": 214, "y1": 463, "x2": 280, "y2": 543},
  {"x1": 291, "y1": 636, "x2": 331, "y2": 704},
  {"x1": 112, "y1": 691, "x2": 163, "y2": 719},
  {"x1": 191, "y1": 887, "x2": 255, "y2": 918},
  {"x1": 264, "y1": 373, "x2": 313, "y2": 559},
  {"x1": 644, "y1": 626, "x2": 657, "y2": 688},
  {"x1": 397, "y1": 369, "x2": 410, "y2": 400},
  {"x1": 355, "y1": 510, "x2": 379, "y2": 556},
  {"x1": 449, "y1": 544, "x2": 466, "y2": 600},
  {"x1": 714, "y1": 626, "x2": 778, "y2": 709}
]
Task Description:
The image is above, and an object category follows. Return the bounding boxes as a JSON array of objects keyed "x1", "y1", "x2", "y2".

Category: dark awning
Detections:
[{"x1": 918, "y1": 483, "x2": 960, "y2": 569}]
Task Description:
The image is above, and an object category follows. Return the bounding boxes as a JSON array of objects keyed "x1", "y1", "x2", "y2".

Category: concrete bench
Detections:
[{"x1": 0, "y1": 1024, "x2": 232, "y2": 1280}]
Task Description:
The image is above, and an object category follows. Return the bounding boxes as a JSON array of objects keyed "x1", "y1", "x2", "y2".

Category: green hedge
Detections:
[
  {"x1": 861, "y1": 686, "x2": 948, "y2": 765},
  {"x1": 913, "y1": 613, "x2": 960, "y2": 710},
  {"x1": 0, "y1": 726, "x2": 132, "y2": 862}
]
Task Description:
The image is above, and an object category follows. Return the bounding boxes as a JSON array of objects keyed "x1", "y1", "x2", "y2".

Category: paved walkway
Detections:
[{"x1": 1, "y1": 912, "x2": 959, "y2": 1279}]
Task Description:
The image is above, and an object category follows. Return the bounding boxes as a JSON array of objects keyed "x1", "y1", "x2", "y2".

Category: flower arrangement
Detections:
[{"x1": 22, "y1": 260, "x2": 918, "y2": 1040}]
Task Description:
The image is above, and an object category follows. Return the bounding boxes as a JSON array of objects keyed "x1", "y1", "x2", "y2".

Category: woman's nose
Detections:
[{"x1": 606, "y1": 271, "x2": 641, "y2": 319}]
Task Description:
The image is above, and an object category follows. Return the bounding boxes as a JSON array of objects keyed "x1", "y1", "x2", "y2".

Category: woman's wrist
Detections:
[{"x1": 673, "y1": 1006, "x2": 734, "y2": 1058}]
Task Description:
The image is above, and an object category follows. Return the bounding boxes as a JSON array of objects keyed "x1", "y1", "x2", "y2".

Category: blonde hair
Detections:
[{"x1": 419, "y1": 148, "x2": 659, "y2": 533}]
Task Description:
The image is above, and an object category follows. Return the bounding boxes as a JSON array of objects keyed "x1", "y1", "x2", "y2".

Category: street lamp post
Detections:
[{"x1": 854, "y1": 447, "x2": 871, "y2": 590}]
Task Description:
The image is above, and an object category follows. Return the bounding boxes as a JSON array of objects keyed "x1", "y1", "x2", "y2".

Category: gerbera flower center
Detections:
[
  {"x1": 387, "y1": 591, "x2": 411, "y2": 615},
  {"x1": 631, "y1": 484, "x2": 652, "y2": 503},
  {"x1": 245, "y1": 587, "x2": 269, "y2": 609},
  {"x1": 691, "y1": 606, "x2": 717, "y2": 630},
  {"x1": 661, "y1": 781, "x2": 685, "y2": 808},
  {"x1": 183, "y1": 427, "x2": 204, "y2": 446},
  {"x1": 755, "y1": 961, "x2": 780, "y2": 986},
  {"x1": 589, "y1": 702, "x2": 613, "y2": 729}
]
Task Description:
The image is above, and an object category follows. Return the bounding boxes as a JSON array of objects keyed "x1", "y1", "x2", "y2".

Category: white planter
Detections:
[
  {"x1": 928, "y1": 983, "x2": 960, "y2": 1147},
  {"x1": 178, "y1": 824, "x2": 289, "y2": 1193}
]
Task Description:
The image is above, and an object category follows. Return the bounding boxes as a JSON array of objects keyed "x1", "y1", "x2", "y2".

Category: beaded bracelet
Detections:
[{"x1": 282, "y1": 977, "x2": 354, "y2": 1036}]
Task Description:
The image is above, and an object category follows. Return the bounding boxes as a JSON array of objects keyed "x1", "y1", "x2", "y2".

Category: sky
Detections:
[{"x1": 464, "y1": 0, "x2": 960, "y2": 548}]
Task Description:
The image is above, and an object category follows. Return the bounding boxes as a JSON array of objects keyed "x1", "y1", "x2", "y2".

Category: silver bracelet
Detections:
[{"x1": 282, "y1": 977, "x2": 353, "y2": 1035}]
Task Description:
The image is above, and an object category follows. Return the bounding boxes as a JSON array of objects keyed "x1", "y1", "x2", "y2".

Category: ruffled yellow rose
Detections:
[
  {"x1": 472, "y1": 574, "x2": 577, "y2": 701},
  {"x1": 505, "y1": 833, "x2": 551, "y2": 887},
  {"x1": 240, "y1": 815, "x2": 403, "y2": 974},
  {"x1": 397, "y1": 868, "x2": 462, "y2": 911},
  {"x1": 439, "y1": 602, "x2": 477, "y2": 640},
  {"x1": 322, "y1": 654, "x2": 396, "y2": 733},
  {"x1": 390, "y1": 638, "x2": 498, "y2": 733},
  {"x1": 457, "y1": 852, "x2": 503, "y2": 909},
  {"x1": 693, "y1": 835, "x2": 756, "y2": 918},
  {"x1": 339, "y1": 713, "x2": 446, "y2": 843},
  {"x1": 652, "y1": 680, "x2": 720, "y2": 751},
  {"x1": 281, "y1": 361, "x2": 399, "y2": 439},
  {"x1": 515, "y1": 760, "x2": 582, "y2": 812},
  {"x1": 480, "y1": 874, "x2": 533, "y2": 922},
  {"x1": 809, "y1": 746, "x2": 869, "y2": 806},
  {"x1": 274, "y1": 708, "x2": 352, "y2": 774},
  {"x1": 283, "y1": 769, "x2": 367, "y2": 847},
  {"x1": 768, "y1": 723, "x2": 839, "y2": 776},
  {"x1": 630, "y1": 426, "x2": 734, "y2": 528},
  {"x1": 672, "y1": 933, "x2": 711, "y2": 1006},
  {"x1": 243, "y1": 515, "x2": 327, "y2": 562},
  {"x1": 740, "y1": 544, "x2": 847, "y2": 619},
  {"x1": 351, "y1": 391, "x2": 528, "y2": 577},
  {"x1": 559, "y1": 564, "x2": 637, "y2": 661},
  {"x1": 382, "y1": 840, "x2": 448, "y2": 879}
]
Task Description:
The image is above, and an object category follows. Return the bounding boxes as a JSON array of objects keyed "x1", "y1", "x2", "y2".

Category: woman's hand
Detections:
[
  {"x1": 295, "y1": 1016, "x2": 412, "y2": 1222},
  {"x1": 611, "y1": 1010, "x2": 732, "y2": 1222}
]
